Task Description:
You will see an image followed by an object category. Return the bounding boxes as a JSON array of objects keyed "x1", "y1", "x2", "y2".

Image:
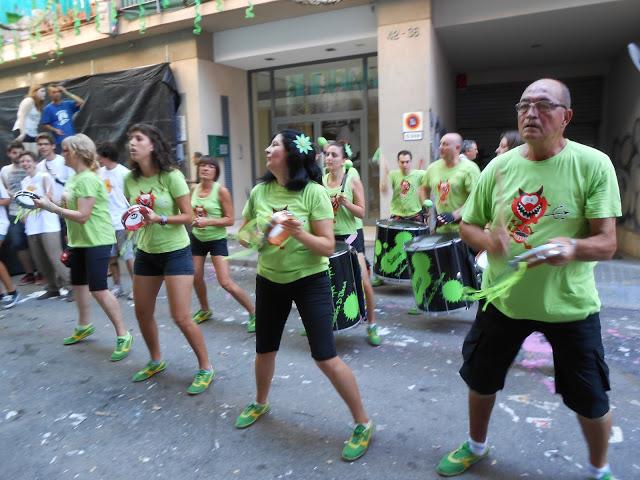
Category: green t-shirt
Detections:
[
  {"x1": 462, "y1": 140, "x2": 621, "y2": 322},
  {"x1": 191, "y1": 182, "x2": 227, "y2": 241},
  {"x1": 322, "y1": 170, "x2": 358, "y2": 236},
  {"x1": 65, "y1": 170, "x2": 116, "y2": 248},
  {"x1": 389, "y1": 169, "x2": 425, "y2": 217},
  {"x1": 423, "y1": 158, "x2": 481, "y2": 233},
  {"x1": 242, "y1": 181, "x2": 333, "y2": 284},
  {"x1": 124, "y1": 169, "x2": 190, "y2": 254}
]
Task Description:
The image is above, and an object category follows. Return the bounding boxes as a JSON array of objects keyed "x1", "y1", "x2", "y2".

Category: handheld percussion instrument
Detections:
[
  {"x1": 14, "y1": 190, "x2": 40, "y2": 210},
  {"x1": 121, "y1": 205, "x2": 150, "y2": 231}
]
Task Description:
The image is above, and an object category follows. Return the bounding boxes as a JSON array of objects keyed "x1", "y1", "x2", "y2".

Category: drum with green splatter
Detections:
[
  {"x1": 404, "y1": 234, "x2": 477, "y2": 312},
  {"x1": 328, "y1": 242, "x2": 365, "y2": 331},
  {"x1": 373, "y1": 220, "x2": 429, "y2": 283}
]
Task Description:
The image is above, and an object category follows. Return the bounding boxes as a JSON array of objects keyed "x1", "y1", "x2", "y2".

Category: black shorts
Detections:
[
  {"x1": 255, "y1": 271, "x2": 337, "y2": 361},
  {"x1": 134, "y1": 246, "x2": 195, "y2": 276},
  {"x1": 190, "y1": 235, "x2": 229, "y2": 257},
  {"x1": 460, "y1": 303, "x2": 610, "y2": 419},
  {"x1": 335, "y1": 229, "x2": 365, "y2": 254},
  {"x1": 7, "y1": 216, "x2": 29, "y2": 251},
  {"x1": 69, "y1": 245, "x2": 113, "y2": 292}
]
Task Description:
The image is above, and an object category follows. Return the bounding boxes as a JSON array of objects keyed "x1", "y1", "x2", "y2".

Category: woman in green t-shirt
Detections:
[
  {"x1": 35, "y1": 134, "x2": 132, "y2": 361},
  {"x1": 235, "y1": 130, "x2": 373, "y2": 462},
  {"x1": 323, "y1": 141, "x2": 381, "y2": 346},
  {"x1": 124, "y1": 124, "x2": 213, "y2": 395},
  {"x1": 190, "y1": 155, "x2": 256, "y2": 331}
]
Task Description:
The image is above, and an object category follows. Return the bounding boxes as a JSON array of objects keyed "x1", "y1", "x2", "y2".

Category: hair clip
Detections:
[
  {"x1": 294, "y1": 134, "x2": 313, "y2": 155},
  {"x1": 344, "y1": 143, "x2": 353, "y2": 159}
]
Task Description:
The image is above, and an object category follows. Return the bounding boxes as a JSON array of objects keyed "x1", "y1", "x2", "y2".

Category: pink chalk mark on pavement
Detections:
[
  {"x1": 542, "y1": 377, "x2": 556, "y2": 393},
  {"x1": 518, "y1": 333, "x2": 554, "y2": 369},
  {"x1": 522, "y1": 333, "x2": 552, "y2": 354}
]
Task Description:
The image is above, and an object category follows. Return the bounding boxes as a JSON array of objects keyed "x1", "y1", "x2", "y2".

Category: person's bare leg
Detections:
[
  {"x1": 316, "y1": 356, "x2": 368, "y2": 424},
  {"x1": 109, "y1": 258, "x2": 121, "y2": 287},
  {"x1": 164, "y1": 275, "x2": 210, "y2": 370},
  {"x1": 255, "y1": 351, "x2": 277, "y2": 404},
  {"x1": 578, "y1": 411, "x2": 612, "y2": 469},
  {"x1": 74, "y1": 285, "x2": 91, "y2": 326},
  {"x1": 92, "y1": 289, "x2": 127, "y2": 336},
  {"x1": 357, "y1": 253, "x2": 376, "y2": 325},
  {"x1": 192, "y1": 256, "x2": 209, "y2": 311},
  {"x1": 133, "y1": 275, "x2": 164, "y2": 361},
  {"x1": 17, "y1": 249, "x2": 34, "y2": 275},
  {"x1": 469, "y1": 389, "x2": 496, "y2": 442},
  {"x1": 212, "y1": 256, "x2": 255, "y2": 315}
]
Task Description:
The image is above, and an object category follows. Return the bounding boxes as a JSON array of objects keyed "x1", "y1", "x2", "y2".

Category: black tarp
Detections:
[{"x1": 0, "y1": 62, "x2": 180, "y2": 163}]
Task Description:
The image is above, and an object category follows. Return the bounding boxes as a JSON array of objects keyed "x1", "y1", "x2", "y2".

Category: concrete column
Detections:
[{"x1": 376, "y1": 0, "x2": 431, "y2": 217}]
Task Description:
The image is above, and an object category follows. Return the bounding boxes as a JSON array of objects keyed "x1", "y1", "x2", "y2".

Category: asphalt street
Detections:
[{"x1": 1, "y1": 247, "x2": 639, "y2": 480}]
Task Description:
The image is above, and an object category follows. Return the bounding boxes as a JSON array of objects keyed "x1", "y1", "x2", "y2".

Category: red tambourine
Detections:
[
  {"x1": 15, "y1": 190, "x2": 40, "y2": 210},
  {"x1": 121, "y1": 205, "x2": 150, "y2": 231}
]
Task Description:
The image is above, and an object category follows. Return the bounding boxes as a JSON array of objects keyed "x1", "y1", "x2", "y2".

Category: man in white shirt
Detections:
[
  {"x1": 35, "y1": 132, "x2": 74, "y2": 204},
  {"x1": 97, "y1": 142, "x2": 133, "y2": 299},
  {"x1": 1, "y1": 140, "x2": 37, "y2": 285}
]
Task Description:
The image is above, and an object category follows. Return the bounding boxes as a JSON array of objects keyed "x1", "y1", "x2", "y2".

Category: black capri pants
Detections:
[
  {"x1": 69, "y1": 245, "x2": 113, "y2": 292},
  {"x1": 255, "y1": 271, "x2": 337, "y2": 361},
  {"x1": 460, "y1": 302, "x2": 611, "y2": 419}
]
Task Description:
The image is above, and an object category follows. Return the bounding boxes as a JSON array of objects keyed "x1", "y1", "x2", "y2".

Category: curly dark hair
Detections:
[
  {"x1": 260, "y1": 129, "x2": 322, "y2": 191},
  {"x1": 127, "y1": 123, "x2": 177, "y2": 179}
]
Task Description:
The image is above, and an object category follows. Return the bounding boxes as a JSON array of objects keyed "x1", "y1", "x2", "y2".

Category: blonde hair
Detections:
[
  {"x1": 28, "y1": 84, "x2": 44, "y2": 111},
  {"x1": 62, "y1": 134, "x2": 99, "y2": 171}
]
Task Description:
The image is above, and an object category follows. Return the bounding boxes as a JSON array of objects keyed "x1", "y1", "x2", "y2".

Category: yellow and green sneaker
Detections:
[
  {"x1": 192, "y1": 309, "x2": 213, "y2": 324},
  {"x1": 246, "y1": 314, "x2": 256, "y2": 333},
  {"x1": 342, "y1": 421, "x2": 374, "y2": 461},
  {"x1": 187, "y1": 368, "x2": 214, "y2": 395},
  {"x1": 235, "y1": 402, "x2": 269, "y2": 429},
  {"x1": 436, "y1": 441, "x2": 489, "y2": 477},
  {"x1": 366, "y1": 324, "x2": 381, "y2": 346},
  {"x1": 131, "y1": 360, "x2": 167, "y2": 382},
  {"x1": 63, "y1": 324, "x2": 95, "y2": 345},
  {"x1": 110, "y1": 332, "x2": 133, "y2": 362}
]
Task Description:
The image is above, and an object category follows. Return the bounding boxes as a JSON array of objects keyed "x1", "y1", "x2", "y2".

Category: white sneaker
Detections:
[{"x1": 110, "y1": 285, "x2": 125, "y2": 298}]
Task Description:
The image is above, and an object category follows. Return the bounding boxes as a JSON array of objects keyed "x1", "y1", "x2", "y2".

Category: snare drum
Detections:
[
  {"x1": 373, "y1": 220, "x2": 429, "y2": 283},
  {"x1": 14, "y1": 190, "x2": 40, "y2": 210},
  {"x1": 121, "y1": 205, "x2": 149, "y2": 231},
  {"x1": 328, "y1": 241, "x2": 365, "y2": 331},
  {"x1": 404, "y1": 234, "x2": 477, "y2": 312}
]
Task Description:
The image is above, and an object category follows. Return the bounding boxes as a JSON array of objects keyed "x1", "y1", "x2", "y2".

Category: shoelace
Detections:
[
  {"x1": 116, "y1": 337, "x2": 128, "y2": 348},
  {"x1": 352, "y1": 424, "x2": 366, "y2": 440},
  {"x1": 194, "y1": 370, "x2": 212, "y2": 383}
]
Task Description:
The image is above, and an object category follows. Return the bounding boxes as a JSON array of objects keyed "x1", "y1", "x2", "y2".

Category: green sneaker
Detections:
[
  {"x1": 63, "y1": 324, "x2": 95, "y2": 345},
  {"x1": 110, "y1": 332, "x2": 133, "y2": 362},
  {"x1": 341, "y1": 421, "x2": 374, "y2": 461},
  {"x1": 589, "y1": 473, "x2": 616, "y2": 480},
  {"x1": 246, "y1": 314, "x2": 256, "y2": 333},
  {"x1": 186, "y1": 368, "x2": 214, "y2": 395},
  {"x1": 131, "y1": 360, "x2": 167, "y2": 382},
  {"x1": 436, "y1": 441, "x2": 489, "y2": 477},
  {"x1": 407, "y1": 307, "x2": 421, "y2": 315},
  {"x1": 192, "y1": 309, "x2": 212, "y2": 324},
  {"x1": 366, "y1": 324, "x2": 381, "y2": 346},
  {"x1": 235, "y1": 402, "x2": 270, "y2": 429},
  {"x1": 371, "y1": 277, "x2": 383, "y2": 287}
]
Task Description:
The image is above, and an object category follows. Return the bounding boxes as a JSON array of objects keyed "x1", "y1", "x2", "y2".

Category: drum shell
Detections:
[
  {"x1": 373, "y1": 219, "x2": 429, "y2": 283},
  {"x1": 328, "y1": 242, "x2": 364, "y2": 331},
  {"x1": 405, "y1": 234, "x2": 476, "y2": 312}
]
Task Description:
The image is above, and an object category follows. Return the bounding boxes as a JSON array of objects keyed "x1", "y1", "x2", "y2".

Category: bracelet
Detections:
[{"x1": 160, "y1": 215, "x2": 168, "y2": 226}]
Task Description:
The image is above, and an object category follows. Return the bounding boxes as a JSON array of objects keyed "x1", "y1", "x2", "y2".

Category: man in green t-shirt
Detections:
[
  {"x1": 421, "y1": 132, "x2": 480, "y2": 233},
  {"x1": 380, "y1": 150, "x2": 426, "y2": 222},
  {"x1": 436, "y1": 79, "x2": 621, "y2": 480}
]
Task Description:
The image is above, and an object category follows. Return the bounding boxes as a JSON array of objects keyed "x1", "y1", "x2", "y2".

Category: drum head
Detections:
[
  {"x1": 330, "y1": 240, "x2": 350, "y2": 258},
  {"x1": 15, "y1": 190, "x2": 40, "y2": 210},
  {"x1": 404, "y1": 233, "x2": 460, "y2": 252},
  {"x1": 121, "y1": 206, "x2": 148, "y2": 231}
]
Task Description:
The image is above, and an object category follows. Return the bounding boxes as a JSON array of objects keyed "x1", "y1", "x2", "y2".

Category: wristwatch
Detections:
[{"x1": 160, "y1": 215, "x2": 168, "y2": 226}]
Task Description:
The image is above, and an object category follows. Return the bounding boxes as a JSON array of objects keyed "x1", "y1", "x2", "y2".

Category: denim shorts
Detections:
[
  {"x1": 110, "y1": 230, "x2": 135, "y2": 261},
  {"x1": 134, "y1": 246, "x2": 194, "y2": 276},
  {"x1": 7, "y1": 216, "x2": 29, "y2": 251}
]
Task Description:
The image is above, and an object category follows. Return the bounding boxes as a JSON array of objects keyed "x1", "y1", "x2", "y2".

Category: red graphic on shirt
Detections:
[
  {"x1": 193, "y1": 205, "x2": 208, "y2": 218},
  {"x1": 509, "y1": 187, "x2": 548, "y2": 249},
  {"x1": 400, "y1": 180, "x2": 411, "y2": 197},
  {"x1": 135, "y1": 190, "x2": 156, "y2": 209},
  {"x1": 437, "y1": 180, "x2": 450, "y2": 204}
]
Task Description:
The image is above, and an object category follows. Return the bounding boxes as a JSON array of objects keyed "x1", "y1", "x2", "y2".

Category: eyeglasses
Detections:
[{"x1": 515, "y1": 100, "x2": 567, "y2": 114}]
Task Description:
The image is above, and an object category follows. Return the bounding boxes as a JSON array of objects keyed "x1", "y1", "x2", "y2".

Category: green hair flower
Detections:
[
  {"x1": 344, "y1": 143, "x2": 353, "y2": 159},
  {"x1": 294, "y1": 134, "x2": 313, "y2": 155}
]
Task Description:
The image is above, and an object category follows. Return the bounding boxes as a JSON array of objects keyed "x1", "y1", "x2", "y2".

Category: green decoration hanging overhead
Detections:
[
  {"x1": 193, "y1": 0, "x2": 202, "y2": 34},
  {"x1": 12, "y1": 30, "x2": 20, "y2": 60},
  {"x1": 162, "y1": 0, "x2": 170, "y2": 8},
  {"x1": 245, "y1": 1, "x2": 255, "y2": 19},
  {"x1": 53, "y1": 14, "x2": 63, "y2": 57},
  {"x1": 216, "y1": 0, "x2": 224, "y2": 11},
  {"x1": 138, "y1": 4, "x2": 147, "y2": 35}
]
